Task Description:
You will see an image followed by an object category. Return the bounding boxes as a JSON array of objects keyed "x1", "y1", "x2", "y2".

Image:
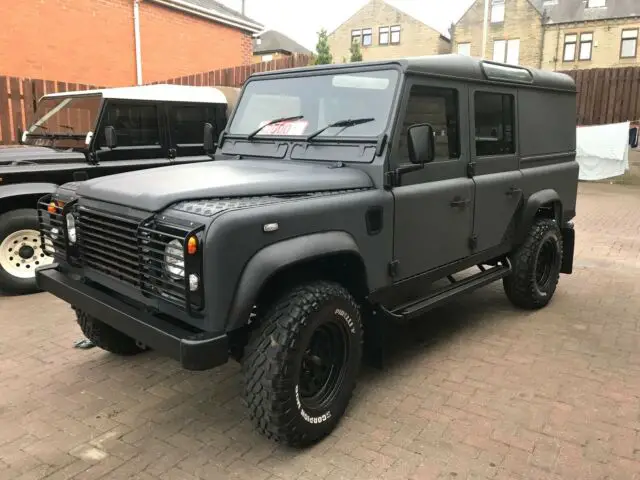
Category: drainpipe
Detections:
[
  {"x1": 134, "y1": 0, "x2": 143, "y2": 85},
  {"x1": 481, "y1": 0, "x2": 489, "y2": 59}
]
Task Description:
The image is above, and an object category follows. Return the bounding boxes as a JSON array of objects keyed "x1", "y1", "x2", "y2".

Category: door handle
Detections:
[
  {"x1": 506, "y1": 186, "x2": 523, "y2": 197},
  {"x1": 450, "y1": 197, "x2": 470, "y2": 208}
]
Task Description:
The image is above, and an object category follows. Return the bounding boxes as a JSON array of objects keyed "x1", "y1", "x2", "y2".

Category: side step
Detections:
[{"x1": 382, "y1": 259, "x2": 512, "y2": 322}]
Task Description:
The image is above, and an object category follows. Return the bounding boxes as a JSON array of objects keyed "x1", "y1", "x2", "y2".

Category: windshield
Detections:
[
  {"x1": 228, "y1": 69, "x2": 399, "y2": 139},
  {"x1": 24, "y1": 95, "x2": 102, "y2": 149}
]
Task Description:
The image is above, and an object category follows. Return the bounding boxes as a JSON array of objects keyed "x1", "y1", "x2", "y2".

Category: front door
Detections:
[
  {"x1": 469, "y1": 87, "x2": 523, "y2": 252},
  {"x1": 391, "y1": 79, "x2": 475, "y2": 281}
]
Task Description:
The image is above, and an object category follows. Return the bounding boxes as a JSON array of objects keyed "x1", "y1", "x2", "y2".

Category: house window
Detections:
[
  {"x1": 458, "y1": 43, "x2": 471, "y2": 56},
  {"x1": 491, "y1": 0, "x2": 505, "y2": 23},
  {"x1": 579, "y1": 33, "x2": 593, "y2": 60},
  {"x1": 390, "y1": 25, "x2": 401, "y2": 44},
  {"x1": 492, "y1": 39, "x2": 520, "y2": 64},
  {"x1": 587, "y1": 0, "x2": 606, "y2": 8},
  {"x1": 261, "y1": 54, "x2": 274, "y2": 62},
  {"x1": 563, "y1": 34, "x2": 577, "y2": 61},
  {"x1": 379, "y1": 26, "x2": 389, "y2": 45},
  {"x1": 362, "y1": 28, "x2": 373, "y2": 46},
  {"x1": 351, "y1": 29, "x2": 361, "y2": 44},
  {"x1": 621, "y1": 29, "x2": 638, "y2": 58},
  {"x1": 474, "y1": 91, "x2": 515, "y2": 156}
]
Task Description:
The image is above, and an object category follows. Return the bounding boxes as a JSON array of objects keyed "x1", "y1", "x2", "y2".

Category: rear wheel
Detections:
[
  {"x1": 0, "y1": 209, "x2": 53, "y2": 295},
  {"x1": 76, "y1": 310, "x2": 146, "y2": 356},
  {"x1": 243, "y1": 281, "x2": 363, "y2": 447},
  {"x1": 503, "y1": 217, "x2": 563, "y2": 309}
]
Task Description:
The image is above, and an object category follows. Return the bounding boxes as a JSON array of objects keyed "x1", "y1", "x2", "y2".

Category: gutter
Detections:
[
  {"x1": 134, "y1": 0, "x2": 143, "y2": 85},
  {"x1": 148, "y1": 0, "x2": 263, "y2": 33}
]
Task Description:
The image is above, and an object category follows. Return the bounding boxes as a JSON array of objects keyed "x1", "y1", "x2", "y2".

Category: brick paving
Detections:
[{"x1": 2, "y1": 181, "x2": 640, "y2": 480}]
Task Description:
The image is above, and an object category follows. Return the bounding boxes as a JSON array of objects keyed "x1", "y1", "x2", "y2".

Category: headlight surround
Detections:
[
  {"x1": 164, "y1": 239, "x2": 185, "y2": 280},
  {"x1": 66, "y1": 213, "x2": 77, "y2": 244}
]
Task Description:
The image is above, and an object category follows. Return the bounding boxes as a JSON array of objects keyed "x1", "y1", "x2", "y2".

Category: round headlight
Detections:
[
  {"x1": 66, "y1": 213, "x2": 77, "y2": 244},
  {"x1": 164, "y1": 239, "x2": 184, "y2": 280}
]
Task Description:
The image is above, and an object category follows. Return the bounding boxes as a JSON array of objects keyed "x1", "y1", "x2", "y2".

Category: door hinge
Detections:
[
  {"x1": 467, "y1": 161, "x2": 476, "y2": 177},
  {"x1": 468, "y1": 235, "x2": 478, "y2": 251},
  {"x1": 168, "y1": 148, "x2": 177, "y2": 159},
  {"x1": 388, "y1": 259, "x2": 399, "y2": 278}
]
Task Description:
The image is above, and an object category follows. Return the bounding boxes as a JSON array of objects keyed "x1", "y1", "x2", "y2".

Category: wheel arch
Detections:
[
  {"x1": 225, "y1": 231, "x2": 369, "y2": 332},
  {"x1": 514, "y1": 189, "x2": 563, "y2": 246},
  {"x1": 0, "y1": 183, "x2": 58, "y2": 216}
]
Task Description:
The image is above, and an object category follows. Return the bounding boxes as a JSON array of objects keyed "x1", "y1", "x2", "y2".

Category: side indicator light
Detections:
[
  {"x1": 187, "y1": 236, "x2": 198, "y2": 255},
  {"x1": 47, "y1": 202, "x2": 57, "y2": 214}
]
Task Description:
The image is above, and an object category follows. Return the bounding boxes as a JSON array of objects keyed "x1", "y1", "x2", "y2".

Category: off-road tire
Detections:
[
  {"x1": 76, "y1": 310, "x2": 146, "y2": 356},
  {"x1": 0, "y1": 209, "x2": 48, "y2": 295},
  {"x1": 243, "y1": 281, "x2": 363, "y2": 447},
  {"x1": 504, "y1": 218, "x2": 563, "y2": 310}
]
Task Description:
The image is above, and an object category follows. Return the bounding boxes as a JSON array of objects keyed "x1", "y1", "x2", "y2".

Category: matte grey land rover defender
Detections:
[{"x1": 36, "y1": 55, "x2": 578, "y2": 447}]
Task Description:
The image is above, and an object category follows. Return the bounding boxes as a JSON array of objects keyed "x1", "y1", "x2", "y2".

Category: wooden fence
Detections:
[
  {"x1": 561, "y1": 66, "x2": 640, "y2": 126},
  {"x1": 2, "y1": 58, "x2": 639, "y2": 145}
]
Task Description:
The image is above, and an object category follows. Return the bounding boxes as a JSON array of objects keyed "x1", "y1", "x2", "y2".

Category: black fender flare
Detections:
[
  {"x1": 514, "y1": 189, "x2": 562, "y2": 245},
  {"x1": 225, "y1": 231, "x2": 366, "y2": 331},
  {"x1": 0, "y1": 183, "x2": 58, "y2": 207}
]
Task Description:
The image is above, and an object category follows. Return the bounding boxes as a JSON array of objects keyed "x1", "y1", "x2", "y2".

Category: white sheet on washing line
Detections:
[{"x1": 575, "y1": 121, "x2": 630, "y2": 181}]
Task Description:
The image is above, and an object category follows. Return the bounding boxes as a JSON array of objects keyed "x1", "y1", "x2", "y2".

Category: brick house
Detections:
[
  {"x1": 252, "y1": 30, "x2": 312, "y2": 64},
  {"x1": 327, "y1": 0, "x2": 452, "y2": 64},
  {"x1": 0, "y1": 0, "x2": 263, "y2": 86},
  {"x1": 452, "y1": 0, "x2": 640, "y2": 70}
]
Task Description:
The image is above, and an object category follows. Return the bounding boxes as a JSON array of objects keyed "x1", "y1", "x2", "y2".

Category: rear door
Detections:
[
  {"x1": 468, "y1": 87, "x2": 523, "y2": 252},
  {"x1": 166, "y1": 102, "x2": 227, "y2": 162}
]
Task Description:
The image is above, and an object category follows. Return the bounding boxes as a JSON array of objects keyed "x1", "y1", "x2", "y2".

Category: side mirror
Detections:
[
  {"x1": 104, "y1": 126, "x2": 117, "y2": 149},
  {"x1": 407, "y1": 123, "x2": 435, "y2": 165},
  {"x1": 203, "y1": 122, "x2": 215, "y2": 153}
]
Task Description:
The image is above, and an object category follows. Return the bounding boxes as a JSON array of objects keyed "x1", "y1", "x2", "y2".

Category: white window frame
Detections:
[
  {"x1": 390, "y1": 25, "x2": 401, "y2": 44},
  {"x1": 491, "y1": 0, "x2": 505, "y2": 23},
  {"x1": 579, "y1": 32, "x2": 593, "y2": 61},
  {"x1": 587, "y1": 0, "x2": 606, "y2": 8},
  {"x1": 458, "y1": 42, "x2": 471, "y2": 56},
  {"x1": 563, "y1": 33, "x2": 577, "y2": 62},
  {"x1": 261, "y1": 54, "x2": 274, "y2": 62},
  {"x1": 492, "y1": 39, "x2": 519, "y2": 64},
  {"x1": 379, "y1": 26, "x2": 390, "y2": 45},
  {"x1": 362, "y1": 28, "x2": 372, "y2": 47},
  {"x1": 621, "y1": 29, "x2": 638, "y2": 58},
  {"x1": 351, "y1": 29, "x2": 362, "y2": 44}
]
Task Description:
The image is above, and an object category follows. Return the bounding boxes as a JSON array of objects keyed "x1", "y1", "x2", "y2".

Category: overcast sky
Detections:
[{"x1": 218, "y1": 0, "x2": 475, "y2": 50}]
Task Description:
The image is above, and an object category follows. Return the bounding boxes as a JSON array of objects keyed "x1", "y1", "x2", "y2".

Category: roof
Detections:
[
  {"x1": 248, "y1": 54, "x2": 576, "y2": 92},
  {"x1": 384, "y1": 0, "x2": 453, "y2": 39},
  {"x1": 41, "y1": 84, "x2": 230, "y2": 104},
  {"x1": 148, "y1": 0, "x2": 263, "y2": 33},
  {"x1": 253, "y1": 30, "x2": 313, "y2": 55},
  {"x1": 532, "y1": 0, "x2": 640, "y2": 23}
]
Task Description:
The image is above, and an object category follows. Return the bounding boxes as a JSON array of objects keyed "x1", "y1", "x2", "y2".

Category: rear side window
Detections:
[
  {"x1": 98, "y1": 102, "x2": 160, "y2": 148},
  {"x1": 170, "y1": 105, "x2": 221, "y2": 145},
  {"x1": 474, "y1": 91, "x2": 515, "y2": 156}
]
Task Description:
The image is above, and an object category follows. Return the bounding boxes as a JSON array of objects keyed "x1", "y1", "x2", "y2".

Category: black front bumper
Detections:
[{"x1": 36, "y1": 264, "x2": 228, "y2": 371}]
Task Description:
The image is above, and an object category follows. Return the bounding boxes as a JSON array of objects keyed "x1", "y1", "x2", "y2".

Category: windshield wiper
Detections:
[
  {"x1": 246, "y1": 115, "x2": 304, "y2": 139},
  {"x1": 305, "y1": 117, "x2": 375, "y2": 141}
]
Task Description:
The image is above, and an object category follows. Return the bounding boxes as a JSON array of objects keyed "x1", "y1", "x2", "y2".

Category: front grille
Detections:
[
  {"x1": 75, "y1": 206, "x2": 201, "y2": 311},
  {"x1": 77, "y1": 208, "x2": 140, "y2": 288}
]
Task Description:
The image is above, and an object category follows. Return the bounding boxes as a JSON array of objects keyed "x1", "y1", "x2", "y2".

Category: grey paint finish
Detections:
[
  {"x1": 76, "y1": 160, "x2": 375, "y2": 212},
  {"x1": 0, "y1": 146, "x2": 84, "y2": 166}
]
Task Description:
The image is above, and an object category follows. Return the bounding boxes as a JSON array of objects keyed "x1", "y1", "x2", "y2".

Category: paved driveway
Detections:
[{"x1": 1, "y1": 182, "x2": 640, "y2": 480}]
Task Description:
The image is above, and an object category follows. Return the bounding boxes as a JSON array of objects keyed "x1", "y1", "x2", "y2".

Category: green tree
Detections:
[
  {"x1": 349, "y1": 40, "x2": 363, "y2": 62},
  {"x1": 314, "y1": 28, "x2": 333, "y2": 65}
]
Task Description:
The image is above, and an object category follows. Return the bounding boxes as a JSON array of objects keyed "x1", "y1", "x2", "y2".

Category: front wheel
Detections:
[
  {"x1": 503, "y1": 217, "x2": 564, "y2": 310},
  {"x1": 243, "y1": 281, "x2": 363, "y2": 447},
  {"x1": 0, "y1": 209, "x2": 53, "y2": 295}
]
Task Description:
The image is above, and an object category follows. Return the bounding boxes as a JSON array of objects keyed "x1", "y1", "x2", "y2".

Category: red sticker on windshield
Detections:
[{"x1": 258, "y1": 120, "x2": 308, "y2": 135}]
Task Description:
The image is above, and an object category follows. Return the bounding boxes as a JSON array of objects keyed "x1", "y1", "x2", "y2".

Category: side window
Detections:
[
  {"x1": 474, "y1": 92, "x2": 515, "y2": 156},
  {"x1": 398, "y1": 85, "x2": 459, "y2": 164},
  {"x1": 170, "y1": 105, "x2": 215, "y2": 145},
  {"x1": 98, "y1": 102, "x2": 160, "y2": 148}
]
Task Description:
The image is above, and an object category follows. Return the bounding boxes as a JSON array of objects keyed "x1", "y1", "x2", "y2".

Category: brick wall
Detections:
[
  {"x1": 452, "y1": 0, "x2": 544, "y2": 68},
  {"x1": 328, "y1": 0, "x2": 451, "y2": 64},
  {"x1": 542, "y1": 17, "x2": 640, "y2": 71},
  {"x1": 0, "y1": 0, "x2": 253, "y2": 86}
]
